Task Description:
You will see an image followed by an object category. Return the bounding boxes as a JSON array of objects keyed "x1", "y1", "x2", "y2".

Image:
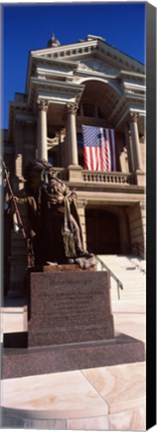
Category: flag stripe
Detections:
[
  {"x1": 104, "y1": 129, "x2": 110, "y2": 171},
  {"x1": 110, "y1": 129, "x2": 116, "y2": 171},
  {"x1": 82, "y1": 125, "x2": 117, "y2": 172},
  {"x1": 109, "y1": 129, "x2": 114, "y2": 171}
]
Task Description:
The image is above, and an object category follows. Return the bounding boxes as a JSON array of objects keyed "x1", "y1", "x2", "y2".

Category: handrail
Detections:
[{"x1": 96, "y1": 255, "x2": 123, "y2": 300}]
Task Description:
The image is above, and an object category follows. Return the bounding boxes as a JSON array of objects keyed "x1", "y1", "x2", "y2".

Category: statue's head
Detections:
[
  {"x1": 24, "y1": 159, "x2": 52, "y2": 177},
  {"x1": 24, "y1": 159, "x2": 54, "y2": 194}
]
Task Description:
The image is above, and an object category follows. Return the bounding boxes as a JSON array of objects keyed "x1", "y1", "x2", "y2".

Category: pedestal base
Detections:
[
  {"x1": 2, "y1": 334, "x2": 145, "y2": 379},
  {"x1": 3, "y1": 270, "x2": 145, "y2": 379}
]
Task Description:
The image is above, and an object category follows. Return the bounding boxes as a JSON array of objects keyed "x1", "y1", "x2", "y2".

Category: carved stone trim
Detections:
[
  {"x1": 66, "y1": 102, "x2": 78, "y2": 116},
  {"x1": 77, "y1": 199, "x2": 87, "y2": 208},
  {"x1": 139, "y1": 135, "x2": 145, "y2": 144},
  {"x1": 37, "y1": 100, "x2": 48, "y2": 112},
  {"x1": 129, "y1": 112, "x2": 140, "y2": 123}
]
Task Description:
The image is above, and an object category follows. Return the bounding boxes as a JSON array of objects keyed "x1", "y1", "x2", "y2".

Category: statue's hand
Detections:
[{"x1": 57, "y1": 196, "x2": 64, "y2": 204}]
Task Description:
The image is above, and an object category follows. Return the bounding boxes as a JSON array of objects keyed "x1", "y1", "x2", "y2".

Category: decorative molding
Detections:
[
  {"x1": 29, "y1": 78, "x2": 84, "y2": 110},
  {"x1": 77, "y1": 199, "x2": 87, "y2": 208},
  {"x1": 31, "y1": 39, "x2": 144, "y2": 74},
  {"x1": 66, "y1": 102, "x2": 78, "y2": 115},
  {"x1": 139, "y1": 135, "x2": 145, "y2": 144},
  {"x1": 129, "y1": 112, "x2": 140, "y2": 123},
  {"x1": 78, "y1": 59, "x2": 119, "y2": 76},
  {"x1": 37, "y1": 99, "x2": 48, "y2": 112}
]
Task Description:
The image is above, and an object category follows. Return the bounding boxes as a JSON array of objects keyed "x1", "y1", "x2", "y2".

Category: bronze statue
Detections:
[{"x1": 8, "y1": 159, "x2": 96, "y2": 269}]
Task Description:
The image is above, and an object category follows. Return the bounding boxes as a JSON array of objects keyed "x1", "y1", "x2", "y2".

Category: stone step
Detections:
[{"x1": 96, "y1": 255, "x2": 145, "y2": 299}]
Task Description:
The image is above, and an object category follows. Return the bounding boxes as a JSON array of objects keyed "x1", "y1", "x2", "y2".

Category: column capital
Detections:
[
  {"x1": 66, "y1": 102, "x2": 78, "y2": 115},
  {"x1": 129, "y1": 112, "x2": 140, "y2": 123},
  {"x1": 37, "y1": 99, "x2": 48, "y2": 112}
]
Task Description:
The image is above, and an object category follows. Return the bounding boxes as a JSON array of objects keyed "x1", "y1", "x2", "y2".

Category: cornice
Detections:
[
  {"x1": 8, "y1": 102, "x2": 35, "y2": 139},
  {"x1": 31, "y1": 39, "x2": 99, "y2": 57},
  {"x1": 108, "y1": 92, "x2": 145, "y2": 128},
  {"x1": 28, "y1": 77, "x2": 85, "y2": 110},
  {"x1": 120, "y1": 70, "x2": 145, "y2": 79},
  {"x1": 125, "y1": 92, "x2": 145, "y2": 102},
  {"x1": 123, "y1": 83, "x2": 145, "y2": 93},
  {"x1": 32, "y1": 55, "x2": 78, "y2": 68},
  {"x1": 30, "y1": 76, "x2": 85, "y2": 92},
  {"x1": 26, "y1": 56, "x2": 79, "y2": 93},
  {"x1": 26, "y1": 38, "x2": 144, "y2": 93},
  {"x1": 31, "y1": 38, "x2": 144, "y2": 72},
  {"x1": 116, "y1": 107, "x2": 145, "y2": 129}
]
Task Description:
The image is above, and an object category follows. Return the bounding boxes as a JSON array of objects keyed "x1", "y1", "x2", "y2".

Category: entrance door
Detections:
[{"x1": 86, "y1": 208, "x2": 121, "y2": 254}]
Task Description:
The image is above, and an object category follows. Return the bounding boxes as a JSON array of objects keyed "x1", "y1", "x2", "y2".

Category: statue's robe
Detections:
[
  {"x1": 15, "y1": 159, "x2": 96, "y2": 269},
  {"x1": 17, "y1": 178, "x2": 84, "y2": 266}
]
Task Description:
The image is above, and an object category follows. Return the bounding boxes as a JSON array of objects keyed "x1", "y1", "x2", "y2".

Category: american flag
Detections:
[{"x1": 82, "y1": 125, "x2": 117, "y2": 171}]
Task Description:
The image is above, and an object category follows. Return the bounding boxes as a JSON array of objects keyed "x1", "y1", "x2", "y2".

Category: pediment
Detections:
[
  {"x1": 76, "y1": 57, "x2": 120, "y2": 76},
  {"x1": 31, "y1": 38, "x2": 144, "y2": 76},
  {"x1": 33, "y1": 54, "x2": 120, "y2": 78}
]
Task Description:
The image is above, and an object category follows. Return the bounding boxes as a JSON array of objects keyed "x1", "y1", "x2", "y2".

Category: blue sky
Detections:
[{"x1": 1, "y1": 2, "x2": 145, "y2": 129}]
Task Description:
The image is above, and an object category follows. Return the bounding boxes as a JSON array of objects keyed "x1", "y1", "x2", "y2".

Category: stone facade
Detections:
[{"x1": 3, "y1": 35, "x2": 145, "y2": 296}]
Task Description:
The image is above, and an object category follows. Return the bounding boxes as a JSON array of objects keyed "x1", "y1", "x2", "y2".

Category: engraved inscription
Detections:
[{"x1": 28, "y1": 272, "x2": 114, "y2": 346}]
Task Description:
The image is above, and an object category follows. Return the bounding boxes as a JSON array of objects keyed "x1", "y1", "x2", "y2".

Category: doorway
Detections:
[{"x1": 86, "y1": 208, "x2": 121, "y2": 254}]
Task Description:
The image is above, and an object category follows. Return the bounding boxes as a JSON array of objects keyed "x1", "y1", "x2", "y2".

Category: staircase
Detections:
[{"x1": 96, "y1": 254, "x2": 146, "y2": 305}]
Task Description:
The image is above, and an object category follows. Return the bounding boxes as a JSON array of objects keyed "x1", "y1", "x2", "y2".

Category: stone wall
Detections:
[{"x1": 127, "y1": 203, "x2": 145, "y2": 257}]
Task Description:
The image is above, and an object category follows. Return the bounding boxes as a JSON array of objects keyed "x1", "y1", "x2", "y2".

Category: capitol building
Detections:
[{"x1": 4, "y1": 33, "x2": 145, "y2": 296}]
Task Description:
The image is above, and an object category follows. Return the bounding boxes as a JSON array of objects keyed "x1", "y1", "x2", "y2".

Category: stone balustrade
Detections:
[
  {"x1": 82, "y1": 170, "x2": 134, "y2": 185},
  {"x1": 50, "y1": 168, "x2": 135, "y2": 185}
]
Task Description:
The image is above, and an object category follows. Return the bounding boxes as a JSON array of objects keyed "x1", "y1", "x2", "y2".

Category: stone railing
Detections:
[
  {"x1": 51, "y1": 168, "x2": 135, "y2": 185},
  {"x1": 82, "y1": 170, "x2": 134, "y2": 185}
]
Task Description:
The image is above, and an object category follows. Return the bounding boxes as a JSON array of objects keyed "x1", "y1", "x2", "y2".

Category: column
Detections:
[
  {"x1": 125, "y1": 125, "x2": 134, "y2": 172},
  {"x1": 66, "y1": 102, "x2": 78, "y2": 165},
  {"x1": 14, "y1": 119, "x2": 25, "y2": 191},
  {"x1": 129, "y1": 112, "x2": 143, "y2": 171},
  {"x1": 37, "y1": 100, "x2": 48, "y2": 161}
]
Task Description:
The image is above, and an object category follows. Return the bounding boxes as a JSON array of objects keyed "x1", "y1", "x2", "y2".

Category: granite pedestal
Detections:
[
  {"x1": 28, "y1": 271, "x2": 114, "y2": 346},
  {"x1": 3, "y1": 268, "x2": 145, "y2": 379}
]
